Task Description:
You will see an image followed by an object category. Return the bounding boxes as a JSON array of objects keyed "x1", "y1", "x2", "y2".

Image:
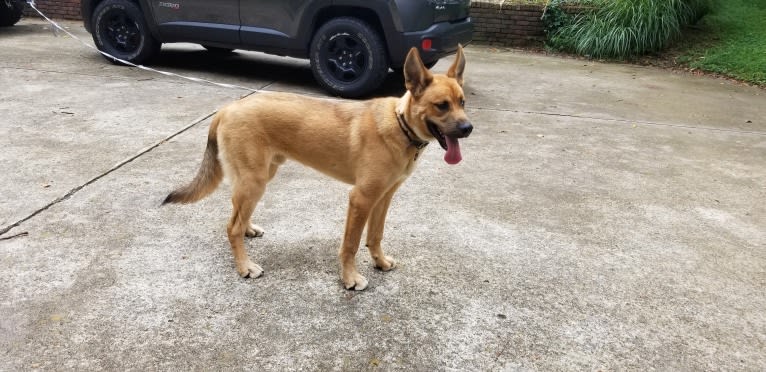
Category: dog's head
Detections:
[{"x1": 403, "y1": 45, "x2": 472, "y2": 165}]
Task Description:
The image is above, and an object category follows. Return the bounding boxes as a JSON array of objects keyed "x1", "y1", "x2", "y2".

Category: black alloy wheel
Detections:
[
  {"x1": 322, "y1": 33, "x2": 366, "y2": 83},
  {"x1": 92, "y1": 0, "x2": 159, "y2": 65},
  {"x1": 310, "y1": 17, "x2": 388, "y2": 98},
  {"x1": 105, "y1": 13, "x2": 140, "y2": 54}
]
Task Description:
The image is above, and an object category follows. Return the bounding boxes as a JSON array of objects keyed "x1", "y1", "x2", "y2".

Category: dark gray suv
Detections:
[{"x1": 81, "y1": 0, "x2": 473, "y2": 97}]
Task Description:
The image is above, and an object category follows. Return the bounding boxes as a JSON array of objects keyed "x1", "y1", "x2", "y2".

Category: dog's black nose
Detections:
[{"x1": 458, "y1": 122, "x2": 473, "y2": 137}]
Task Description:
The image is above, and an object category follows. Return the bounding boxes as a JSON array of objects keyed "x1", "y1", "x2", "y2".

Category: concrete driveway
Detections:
[{"x1": 1, "y1": 19, "x2": 764, "y2": 371}]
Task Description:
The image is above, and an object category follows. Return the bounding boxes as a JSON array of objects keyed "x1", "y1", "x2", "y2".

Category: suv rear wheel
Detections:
[
  {"x1": 310, "y1": 17, "x2": 388, "y2": 98},
  {"x1": 0, "y1": 0, "x2": 24, "y2": 27},
  {"x1": 92, "y1": 0, "x2": 160, "y2": 65}
]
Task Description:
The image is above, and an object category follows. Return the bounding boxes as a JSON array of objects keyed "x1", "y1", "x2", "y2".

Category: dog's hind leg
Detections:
[
  {"x1": 227, "y1": 171, "x2": 269, "y2": 278},
  {"x1": 365, "y1": 182, "x2": 402, "y2": 272},
  {"x1": 244, "y1": 155, "x2": 284, "y2": 239}
]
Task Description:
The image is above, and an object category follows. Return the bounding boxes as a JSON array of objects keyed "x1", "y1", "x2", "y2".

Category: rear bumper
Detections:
[{"x1": 391, "y1": 17, "x2": 473, "y2": 67}]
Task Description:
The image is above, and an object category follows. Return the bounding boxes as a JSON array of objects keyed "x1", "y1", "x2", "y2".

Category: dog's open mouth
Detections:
[{"x1": 427, "y1": 121, "x2": 462, "y2": 165}]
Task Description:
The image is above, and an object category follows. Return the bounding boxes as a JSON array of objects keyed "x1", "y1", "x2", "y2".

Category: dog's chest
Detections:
[{"x1": 403, "y1": 154, "x2": 420, "y2": 177}]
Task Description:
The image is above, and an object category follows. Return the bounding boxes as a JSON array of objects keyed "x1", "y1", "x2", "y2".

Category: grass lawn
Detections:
[
  {"x1": 677, "y1": 0, "x2": 766, "y2": 85},
  {"x1": 485, "y1": 0, "x2": 765, "y2": 85}
]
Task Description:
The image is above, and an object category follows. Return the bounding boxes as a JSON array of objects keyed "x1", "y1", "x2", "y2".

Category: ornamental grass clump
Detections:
[{"x1": 550, "y1": 0, "x2": 711, "y2": 58}]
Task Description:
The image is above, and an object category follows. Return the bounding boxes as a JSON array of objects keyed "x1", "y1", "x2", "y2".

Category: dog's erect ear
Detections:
[
  {"x1": 447, "y1": 44, "x2": 466, "y2": 86},
  {"x1": 404, "y1": 47, "x2": 433, "y2": 97}
]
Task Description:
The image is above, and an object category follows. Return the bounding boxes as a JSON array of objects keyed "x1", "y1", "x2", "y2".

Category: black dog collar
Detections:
[{"x1": 396, "y1": 112, "x2": 429, "y2": 150}]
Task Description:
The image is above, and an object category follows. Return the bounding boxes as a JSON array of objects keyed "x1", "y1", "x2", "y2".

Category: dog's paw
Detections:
[
  {"x1": 342, "y1": 272, "x2": 368, "y2": 291},
  {"x1": 245, "y1": 224, "x2": 265, "y2": 238},
  {"x1": 237, "y1": 260, "x2": 264, "y2": 279},
  {"x1": 373, "y1": 256, "x2": 396, "y2": 271}
]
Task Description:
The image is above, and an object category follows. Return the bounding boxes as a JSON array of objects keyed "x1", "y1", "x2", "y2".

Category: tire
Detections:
[
  {"x1": 91, "y1": 0, "x2": 160, "y2": 65},
  {"x1": 0, "y1": 0, "x2": 24, "y2": 27},
  {"x1": 310, "y1": 17, "x2": 388, "y2": 98}
]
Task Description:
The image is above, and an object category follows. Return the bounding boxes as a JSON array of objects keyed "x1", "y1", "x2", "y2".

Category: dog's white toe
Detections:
[
  {"x1": 239, "y1": 261, "x2": 264, "y2": 278},
  {"x1": 245, "y1": 224, "x2": 265, "y2": 238},
  {"x1": 343, "y1": 273, "x2": 368, "y2": 291},
  {"x1": 374, "y1": 256, "x2": 396, "y2": 271}
]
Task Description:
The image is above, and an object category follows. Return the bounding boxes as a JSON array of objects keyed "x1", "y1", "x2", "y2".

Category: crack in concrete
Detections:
[
  {"x1": 0, "y1": 88, "x2": 265, "y2": 238},
  {"x1": 474, "y1": 106, "x2": 766, "y2": 136},
  {"x1": 0, "y1": 111, "x2": 214, "y2": 237}
]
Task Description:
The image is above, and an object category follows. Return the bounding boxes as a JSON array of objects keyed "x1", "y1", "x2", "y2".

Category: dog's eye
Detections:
[
  {"x1": 459, "y1": 99, "x2": 465, "y2": 107},
  {"x1": 435, "y1": 101, "x2": 450, "y2": 111}
]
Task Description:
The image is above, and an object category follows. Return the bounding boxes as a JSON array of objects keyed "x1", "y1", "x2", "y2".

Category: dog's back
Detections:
[{"x1": 215, "y1": 92, "x2": 404, "y2": 185}]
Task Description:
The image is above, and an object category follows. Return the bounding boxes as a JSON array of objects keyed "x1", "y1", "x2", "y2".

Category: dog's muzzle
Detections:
[
  {"x1": 427, "y1": 120, "x2": 472, "y2": 165},
  {"x1": 456, "y1": 121, "x2": 473, "y2": 137}
]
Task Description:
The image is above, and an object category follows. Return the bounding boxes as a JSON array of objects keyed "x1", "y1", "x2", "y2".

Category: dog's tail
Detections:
[{"x1": 163, "y1": 114, "x2": 224, "y2": 205}]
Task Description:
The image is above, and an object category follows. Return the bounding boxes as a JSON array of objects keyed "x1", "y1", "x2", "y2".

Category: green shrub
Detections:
[
  {"x1": 542, "y1": 0, "x2": 573, "y2": 36},
  {"x1": 678, "y1": 0, "x2": 712, "y2": 25},
  {"x1": 550, "y1": 0, "x2": 712, "y2": 58}
]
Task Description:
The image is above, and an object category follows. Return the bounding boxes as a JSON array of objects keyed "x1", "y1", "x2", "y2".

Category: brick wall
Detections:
[
  {"x1": 23, "y1": 0, "x2": 81, "y2": 20},
  {"x1": 23, "y1": 0, "x2": 549, "y2": 46},
  {"x1": 471, "y1": 2, "x2": 546, "y2": 46}
]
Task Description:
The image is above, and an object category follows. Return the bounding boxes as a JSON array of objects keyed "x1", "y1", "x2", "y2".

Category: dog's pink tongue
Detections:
[{"x1": 444, "y1": 136, "x2": 462, "y2": 165}]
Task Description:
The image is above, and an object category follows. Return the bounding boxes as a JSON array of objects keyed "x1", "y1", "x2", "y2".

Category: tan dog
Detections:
[{"x1": 163, "y1": 46, "x2": 472, "y2": 290}]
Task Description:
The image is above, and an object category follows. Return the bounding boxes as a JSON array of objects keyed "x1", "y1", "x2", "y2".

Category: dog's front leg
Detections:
[
  {"x1": 340, "y1": 186, "x2": 381, "y2": 290},
  {"x1": 365, "y1": 182, "x2": 402, "y2": 272}
]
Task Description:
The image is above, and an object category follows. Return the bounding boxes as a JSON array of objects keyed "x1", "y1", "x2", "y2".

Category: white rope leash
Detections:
[{"x1": 24, "y1": 0, "x2": 261, "y2": 92}]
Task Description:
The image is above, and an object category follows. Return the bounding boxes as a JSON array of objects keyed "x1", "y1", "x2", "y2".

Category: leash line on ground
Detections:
[{"x1": 475, "y1": 107, "x2": 766, "y2": 136}]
